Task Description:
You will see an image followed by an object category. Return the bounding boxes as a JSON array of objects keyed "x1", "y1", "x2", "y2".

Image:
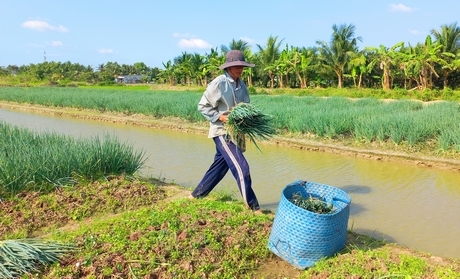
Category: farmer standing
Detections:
[{"x1": 190, "y1": 50, "x2": 261, "y2": 212}]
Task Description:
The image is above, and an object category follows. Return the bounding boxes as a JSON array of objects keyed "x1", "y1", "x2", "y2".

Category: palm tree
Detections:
[
  {"x1": 221, "y1": 39, "x2": 251, "y2": 53},
  {"x1": 257, "y1": 35, "x2": 284, "y2": 88},
  {"x1": 289, "y1": 47, "x2": 316, "y2": 89},
  {"x1": 366, "y1": 42, "x2": 404, "y2": 90},
  {"x1": 160, "y1": 60, "x2": 175, "y2": 85},
  {"x1": 430, "y1": 22, "x2": 460, "y2": 89},
  {"x1": 347, "y1": 52, "x2": 367, "y2": 88},
  {"x1": 173, "y1": 52, "x2": 193, "y2": 85},
  {"x1": 205, "y1": 48, "x2": 224, "y2": 81},
  {"x1": 316, "y1": 24, "x2": 362, "y2": 88},
  {"x1": 97, "y1": 64, "x2": 105, "y2": 73},
  {"x1": 241, "y1": 49, "x2": 256, "y2": 87},
  {"x1": 431, "y1": 22, "x2": 460, "y2": 54},
  {"x1": 190, "y1": 53, "x2": 206, "y2": 86}
]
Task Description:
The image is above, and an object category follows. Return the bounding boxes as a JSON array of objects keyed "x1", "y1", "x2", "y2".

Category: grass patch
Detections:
[
  {"x1": 1, "y1": 178, "x2": 459, "y2": 278},
  {"x1": 0, "y1": 122, "x2": 146, "y2": 197}
]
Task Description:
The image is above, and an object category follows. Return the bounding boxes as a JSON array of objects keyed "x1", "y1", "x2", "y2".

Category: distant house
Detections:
[{"x1": 115, "y1": 75, "x2": 143, "y2": 84}]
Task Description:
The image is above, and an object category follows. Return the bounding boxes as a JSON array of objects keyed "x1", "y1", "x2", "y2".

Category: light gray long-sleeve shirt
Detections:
[{"x1": 198, "y1": 72, "x2": 250, "y2": 138}]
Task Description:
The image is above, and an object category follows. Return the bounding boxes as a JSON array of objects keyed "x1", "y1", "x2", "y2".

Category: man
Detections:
[{"x1": 190, "y1": 50, "x2": 261, "y2": 212}]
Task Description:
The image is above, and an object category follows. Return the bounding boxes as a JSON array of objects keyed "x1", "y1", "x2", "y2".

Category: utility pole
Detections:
[{"x1": 44, "y1": 51, "x2": 46, "y2": 62}]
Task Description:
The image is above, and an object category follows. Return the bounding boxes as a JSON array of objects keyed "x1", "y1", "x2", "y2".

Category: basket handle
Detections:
[{"x1": 332, "y1": 197, "x2": 349, "y2": 204}]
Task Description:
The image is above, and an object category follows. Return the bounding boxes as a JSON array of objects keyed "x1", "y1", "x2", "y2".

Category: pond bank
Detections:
[{"x1": 1, "y1": 101, "x2": 459, "y2": 172}]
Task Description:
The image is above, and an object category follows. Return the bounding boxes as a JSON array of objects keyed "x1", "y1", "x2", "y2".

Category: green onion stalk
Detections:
[
  {"x1": 0, "y1": 238, "x2": 74, "y2": 278},
  {"x1": 289, "y1": 193, "x2": 335, "y2": 214},
  {"x1": 226, "y1": 103, "x2": 276, "y2": 153}
]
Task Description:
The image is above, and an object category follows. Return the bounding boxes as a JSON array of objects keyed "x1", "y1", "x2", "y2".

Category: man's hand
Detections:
[{"x1": 219, "y1": 113, "x2": 229, "y2": 123}]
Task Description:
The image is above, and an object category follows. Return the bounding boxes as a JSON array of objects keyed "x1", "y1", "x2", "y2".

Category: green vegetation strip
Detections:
[
  {"x1": 0, "y1": 87, "x2": 458, "y2": 154},
  {"x1": 0, "y1": 121, "x2": 146, "y2": 197}
]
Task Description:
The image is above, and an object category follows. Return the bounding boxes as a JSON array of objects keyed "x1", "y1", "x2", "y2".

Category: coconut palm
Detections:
[
  {"x1": 257, "y1": 35, "x2": 284, "y2": 88},
  {"x1": 347, "y1": 51, "x2": 367, "y2": 88},
  {"x1": 288, "y1": 46, "x2": 316, "y2": 89},
  {"x1": 316, "y1": 24, "x2": 362, "y2": 88},
  {"x1": 190, "y1": 53, "x2": 206, "y2": 86},
  {"x1": 159, "y1": 60, "x2": 175, "y2": 85},
  {"x1": 221, "y1": 39, "x2": 251, "y2": 53},
  {"x1": 173, "y1": 52, "x2": 193, "y2": 86},
  {"x1": 205, "y1": 48, "x2": 224, "y2": 81},
  {"x1": 430, "y1": 22, "x2": 460, "y2": 89}
]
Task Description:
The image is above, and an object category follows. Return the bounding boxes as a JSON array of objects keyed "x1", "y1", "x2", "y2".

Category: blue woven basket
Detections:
[{"x1": 267, "y1": 180, "x2": 351, "y2": 269}]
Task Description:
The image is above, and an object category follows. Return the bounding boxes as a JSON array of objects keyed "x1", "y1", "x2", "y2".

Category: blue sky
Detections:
[{"x1": 1, "y1": 0, "x2": 459, "y2": 69}]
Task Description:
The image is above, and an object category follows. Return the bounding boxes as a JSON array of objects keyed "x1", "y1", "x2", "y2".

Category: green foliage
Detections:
[
  {"x1": 247, "y1": 86, "x2": 257, "y2": 95},
  {"x1": 48, "y1": 199, "x2": 272, "y2": 278},
  {"x1": 2, "y1": 177, "x2": 460, "y2": 278},
  {"x1": 0, "y1": 122, "x2": 146, "y2": 197},
  {"x1": 0, "y1": 87, "x2": 459, "y2": 155},
  {"x1": 0, "y1": 176, "x2": 167, "y2": 240}
]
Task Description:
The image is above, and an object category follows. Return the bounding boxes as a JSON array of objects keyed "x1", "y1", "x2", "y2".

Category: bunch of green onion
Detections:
[
  {"x1": 289, "y1": 193, "x2": 335, "y2": 214},
  {"x1": 0, "y1": 238, "x2": 73, "y2": 278},
  {"x1": 227, "y1": 103, "x2": 276, "y2": 152}
]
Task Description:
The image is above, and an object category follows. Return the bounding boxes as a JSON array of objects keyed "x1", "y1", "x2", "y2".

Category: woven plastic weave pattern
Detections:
[{"x1": 267, "y1": 180, "x2": 351, "y2": 269}]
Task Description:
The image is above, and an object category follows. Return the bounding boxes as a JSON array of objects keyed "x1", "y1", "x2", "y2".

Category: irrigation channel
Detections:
[{"x1": 1, "y1": 107, "x2": 459, "y2": 260}]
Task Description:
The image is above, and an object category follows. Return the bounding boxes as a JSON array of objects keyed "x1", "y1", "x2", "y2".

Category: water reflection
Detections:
[{"x1": 0, "y1": 107, "x2": 459, "y2": 259}]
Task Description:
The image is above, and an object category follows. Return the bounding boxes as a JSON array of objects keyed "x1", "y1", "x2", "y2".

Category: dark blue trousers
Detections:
[{"x1": 192, "y1": 135, "x2": 260, "y2": 211}]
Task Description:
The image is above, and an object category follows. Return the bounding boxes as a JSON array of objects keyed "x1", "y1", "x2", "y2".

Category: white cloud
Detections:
[
  {"x1": 21, "y1": 20, "x2": 69, "y2": 32},
  {"x1": 50, "y1": 41, "x2": 64, "y2": 47},
  {"x1": 173, "y1": 32, "x2": 212, "y2": 49},
  {"x1": 409, "y1": 29, "x2": 425, "y2": 35},
  {"x1": 98, "y1": 48, "x2": 116, "y2": 54},
  {"x1": 178, "y1": 38, "x2": 212, "y2": 49},
  {"x1": 389, "y1": 4, "x2": 414, "y2": 12}
]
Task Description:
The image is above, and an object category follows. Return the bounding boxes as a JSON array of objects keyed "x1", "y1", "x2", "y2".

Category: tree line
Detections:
[{"x1": 2, "y1": 23, "x2": 460, "y2": 91}]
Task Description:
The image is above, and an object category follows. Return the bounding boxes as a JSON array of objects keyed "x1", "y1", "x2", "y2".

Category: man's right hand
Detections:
[{"x1": 219, "y1": 113, "x2": 229, "y2": 123}]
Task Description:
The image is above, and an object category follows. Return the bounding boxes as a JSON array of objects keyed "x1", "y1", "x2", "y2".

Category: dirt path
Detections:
[{"x1": 1, "y1": 101, "x2": 459, "y2": 172}]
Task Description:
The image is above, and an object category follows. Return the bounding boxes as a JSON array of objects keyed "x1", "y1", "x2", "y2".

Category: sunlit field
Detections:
[{"x1": 0, "y1": 86, "x2": 459, "y2": 153}]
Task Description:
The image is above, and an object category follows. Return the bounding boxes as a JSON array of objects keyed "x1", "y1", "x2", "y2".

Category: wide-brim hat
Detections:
[{"x1": 219, "y1": 50, "x2": 255, "y2": 70}]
